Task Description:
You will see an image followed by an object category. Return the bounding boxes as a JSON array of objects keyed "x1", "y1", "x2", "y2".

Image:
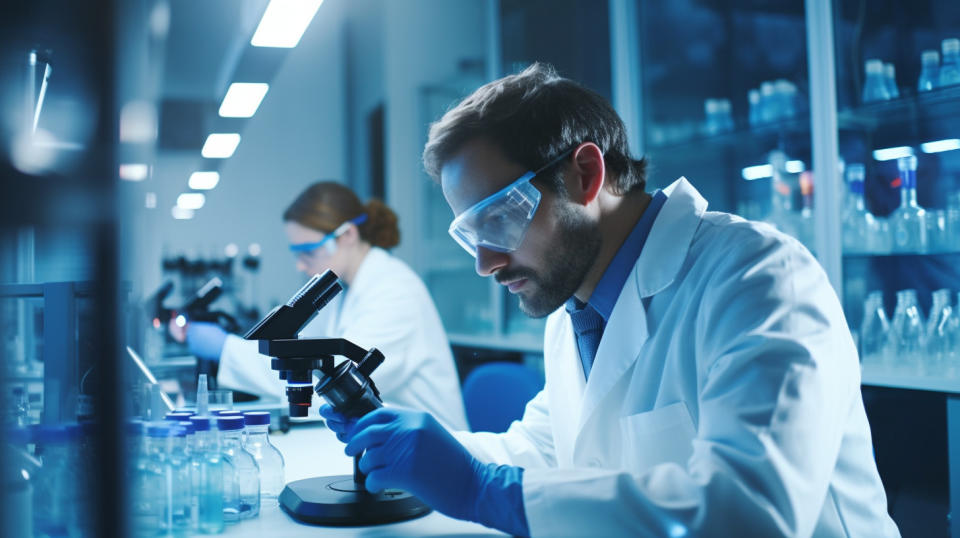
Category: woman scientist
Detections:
[{"x1": 174, "y1": 181, "x2": 467, "y2": 430}]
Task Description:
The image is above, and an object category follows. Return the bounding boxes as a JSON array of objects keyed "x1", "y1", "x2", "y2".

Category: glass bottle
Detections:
[
  {"x1": 890, "y1": 155, "x2": 927, "y2": 253},
  {"x1": 888, "y1": 289, "x2": 926, "y2": 373},
  {"x1": 918, "y1": 50, "x2": 940, "y2": 92},
  {"x1": 863, "y1": 59, "x2": 891, "y2": 103},
  {"x1": 860, "y1": 291, "x2": 890, "y2": 367},
  {"x1": 142, "y1": 423, "x2": 192, "y2": 535},
  {"x1": 842, "y1": 164, "x2": 886, "y2": 254},
  {"x1": 242, "y1": 411, "x2": 286, "y2": 500},
  {"x1": 940, "y1": 38, "x2": 960, "y2": 87},
  {"x1": 190, "y1": 416, "x2": 225, "y2": 534},
  {"x1": 748, "y1": 88, "x2": 761, "y2": 127},
  {"x1": 926, "y1": 289, "x2": 955, "y2": 374},
  {"x1": 218, "y1": 415, "x2": 260, "y2": 521},
  {"x1": 884, "y1": 63, "x2": 900, "y2": 99}
]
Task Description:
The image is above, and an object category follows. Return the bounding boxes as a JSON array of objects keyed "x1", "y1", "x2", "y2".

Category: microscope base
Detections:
[{"x1": 279, "y1": 475, "x2": 431, "y2": 526}]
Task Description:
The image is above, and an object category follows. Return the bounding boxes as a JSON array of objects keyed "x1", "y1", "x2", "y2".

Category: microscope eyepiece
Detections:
[{"x1": 286, "y1": 384, "x2": 314, "y2": 418}]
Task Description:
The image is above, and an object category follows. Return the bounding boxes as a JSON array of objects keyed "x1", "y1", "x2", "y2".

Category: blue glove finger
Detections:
[
  {"x1": 348, "y1": 407, "x2": 400, "y2": 436},
  {"x1": 318, "y1": 404, "x2": 346, "y2": 421},
  {"x1": 336, "y1": 431, "x2": 350, "y2": 443},
  {"x1": 344, "y1": 423, "x2": 393, "y2": 457},
  {"x1": 357, "y1": 443, "x2": 399, "y2": 475},
  {"x1": 364, "y1": 470, "x2": 390, "y2": 494},
  {"x1": 324, "y1": 417, "x2": 352, "y2": 434}
]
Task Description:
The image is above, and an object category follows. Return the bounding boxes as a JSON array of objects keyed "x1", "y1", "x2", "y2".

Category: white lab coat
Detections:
[
  {"x1": 454, "y1": 178, "x2": 899, "y2": 537},
  {"x1": 218, "y1": 247, "x2": 468, "y2": 431}
]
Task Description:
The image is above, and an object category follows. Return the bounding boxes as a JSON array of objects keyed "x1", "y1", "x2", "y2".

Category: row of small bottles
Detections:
[
  {"x1": 863, "y1": 37, "x2": 960, "y2": 103},
  {"x1": 702, "y1": 78, "x2": 802, "y2": 134},
  {"x1": 130, "y1": 410, "x2": 285, "y2": 535},
  {"x1": 860, "y1": 288, "x2": 960, "y2": 375},
  {"x1": 841, "y1": 155, "x2": 960, "y2": 254}
]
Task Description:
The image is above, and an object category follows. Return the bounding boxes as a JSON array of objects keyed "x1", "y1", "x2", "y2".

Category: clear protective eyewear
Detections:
[
  {"x1": 448, "y1": 148, "x2": 574, "y2": 257},
  {"x1": 289, "y1": 214, "x2": 368, "y2": 257}
]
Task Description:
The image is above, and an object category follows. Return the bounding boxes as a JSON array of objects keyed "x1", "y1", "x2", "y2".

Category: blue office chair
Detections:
[{"x1": 462, "y1": 362, "x2": 544, "y2": 433}]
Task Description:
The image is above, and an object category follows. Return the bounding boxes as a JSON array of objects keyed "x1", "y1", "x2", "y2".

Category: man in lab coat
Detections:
[{"x1": 320, "y1": 64, "x2": 900, "y2": 536}]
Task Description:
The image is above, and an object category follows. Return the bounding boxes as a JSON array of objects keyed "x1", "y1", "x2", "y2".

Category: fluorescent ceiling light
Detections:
[
  {"x1": 219, "y1": 83, "x2": 269, "y2": 117},
  {"x1": 201, "y1": 133, "x2": 240, "y2": 158},
  {"x1": 872, "y1": 146, "x2": 914, "y2": 161},
  {"x1": 177, "y1": 193, "x2": 206, "y2": 210},
  {"x1": 188, "y1": 171, "x2": 220, "y2": 190},
  {"x1": 251, "y1": 0, "x2": 324, "y2": 48},
  {"x1": 785, "y1": 160, "x2": 805, "y2": 174},
  {"x1": 741, "y1": 164, "x2": 774, "y2": 181},
  {"x1": 119, "y1": 163, "x2": 149, "y2": 181},
  {"x1": 920, "y1": 138, "x2": 960, "y2": 154},
  {"x1": 171, "y1": 206, "x2": 194, "y2": 220}
]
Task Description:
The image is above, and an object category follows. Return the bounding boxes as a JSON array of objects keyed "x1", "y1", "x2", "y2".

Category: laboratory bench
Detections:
[{"x1": 219, "y1": 421, "x2": 504, "y2": 537}]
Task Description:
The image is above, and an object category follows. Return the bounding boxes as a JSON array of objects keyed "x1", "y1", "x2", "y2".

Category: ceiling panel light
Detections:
[
  {"x1": 872, "y1": 146, "x2": 914, "y2": 161},
  {"x1": 201, "y1": 133, "x2": 240, "y2": 158},
  {"x1": 741, "y1": 164, "x2": 773, "y2": 181},
  {"x1": 251, "y1": 0, "x2": 324, "y2": 48},
  {"x1": 177, "y1": 193, "x2": 206, "y2": 210},
  {"x1": 171, "y1": 206, "x2": 194, "y2": 220},
  {"x1": 920, "y1": 138, "x2": 960, "y2": 154},
  {"x1": 119, "y1": 163, "x2": 149, "y2": 181},
  {"x1": 219, "y1": 83, "x2": 269, "y2": 117},
  {"x1": 188, "y1": 171, "x2": 220, "y2": 190}
]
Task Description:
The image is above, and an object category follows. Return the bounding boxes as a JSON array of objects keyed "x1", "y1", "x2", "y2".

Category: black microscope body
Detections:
[{"x1": 243, "y1": 270, "x2": 430, "y2": 525}]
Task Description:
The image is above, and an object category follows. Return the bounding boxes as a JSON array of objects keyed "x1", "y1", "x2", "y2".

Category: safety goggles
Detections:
[
  {"x1": 448, "y1": 148, "x2": 574, "y2": 257},
  {"x1": 289, "y1": 214, "x2": 368, "y2": 256}
]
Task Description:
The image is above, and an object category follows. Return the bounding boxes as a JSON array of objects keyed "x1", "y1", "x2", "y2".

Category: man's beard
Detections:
[{"x1": 497, "y1": 203, "x2": 601, "y2": 318}]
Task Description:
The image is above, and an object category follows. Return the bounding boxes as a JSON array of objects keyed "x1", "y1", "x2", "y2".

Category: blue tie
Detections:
[{"x1": 569, "y1": 303, "x2": 604, "y2": 379}]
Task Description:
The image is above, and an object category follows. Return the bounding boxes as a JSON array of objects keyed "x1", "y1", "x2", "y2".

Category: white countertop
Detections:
[{"x1": 218, "y1": 421, "x2": 505, "y2": 537}]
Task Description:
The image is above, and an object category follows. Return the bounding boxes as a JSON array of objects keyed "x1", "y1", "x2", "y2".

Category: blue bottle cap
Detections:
[
  {"x1": 216, "y1": 416, "x2": 245, "y2": 431},
  {"x1": 165, "y1": 412, "x2": 195, "y2": 420},
  {"x1": 243, "y1": 411, "x2": 271, "y2": 426},
  {"x1": 189, "y1": 416, "x2": 212, "y2": 432},
  {"x1": 146, "y1": 423, "x2": 177, "y2": 438},
  {"x1": 213, "y1": 410, "x2": 242, "y2": 416},
  {"x1": 175, "y1": 420, "x2": 196, "y2": 435}
]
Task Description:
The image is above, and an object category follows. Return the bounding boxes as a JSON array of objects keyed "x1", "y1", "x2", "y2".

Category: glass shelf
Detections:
[
  {"x1": 838, "y1": 85, "x2": 960, "y2": 131},
  {"x1": 861, "y1": 363, "x2": 960, "y2": 394},
  {"x1": 844, "y1": 248, "x2": 960, "y2": 258},
  {"x1": 647, "y1": 115, "x2": 811, "y2": 152}
]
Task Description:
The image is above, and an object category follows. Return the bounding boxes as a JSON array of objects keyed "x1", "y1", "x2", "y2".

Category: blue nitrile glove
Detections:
[
  {"x1": 186, "y1": 321, "x2": 228, "y2": 361},
  {"x1": 340, "y1": 406, "x2": 529, "y2": 537},
  {"x1": 318, "y1": 404, "x2": 357, "y2": 442}
]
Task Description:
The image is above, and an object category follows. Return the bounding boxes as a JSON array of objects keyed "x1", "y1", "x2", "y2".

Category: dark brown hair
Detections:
[
  {"x1": 422, "y1": 63, "x2": 647, "y2": 195},
  {"x1": 283, "y1": 181, "x2": 400, "y2": 249}
]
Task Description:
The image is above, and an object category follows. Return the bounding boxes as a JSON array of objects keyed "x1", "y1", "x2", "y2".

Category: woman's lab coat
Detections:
[
  {"x1": 454, "y1": 178, "x2": 899, "y2": 537},
  {"x1": 217, "y1": 247, "x2": 468, "y2": 431}
]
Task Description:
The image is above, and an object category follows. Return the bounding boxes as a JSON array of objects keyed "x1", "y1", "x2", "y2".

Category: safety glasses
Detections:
[
  {"x1": 289, "y1": 214, "x2": 368, "y2": 257},
  {"x1": 448, "y1": 148, "x2": 573, "y2": 257}
]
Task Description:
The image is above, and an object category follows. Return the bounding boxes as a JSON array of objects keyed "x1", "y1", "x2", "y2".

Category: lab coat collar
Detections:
[
  {"x1": 634, "y1": 177, "x2": 708, "y2": 298},
  {"x1": 574, "y1": 177, "x2": 707, "y2": 436}
]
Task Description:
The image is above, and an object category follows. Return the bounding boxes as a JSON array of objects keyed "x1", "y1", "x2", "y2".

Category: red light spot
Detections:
[
  {"x1": 890, "y1": 177, "x2": 902, "y2": 188},
  {"x1": 152, "y1": 318, "x2": 161, "y2": 329}
]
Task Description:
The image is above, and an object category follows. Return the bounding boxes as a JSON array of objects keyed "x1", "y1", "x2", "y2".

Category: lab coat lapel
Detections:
[
  {"x1": 575, "y1": 273, "x2": 647, "y2": 435},
  {"x1": 572, "y1": 177, "x2": 707, "y2": 445},
  {"x1": 545, "y1": 313, "x2": 587, "y2": 462}
]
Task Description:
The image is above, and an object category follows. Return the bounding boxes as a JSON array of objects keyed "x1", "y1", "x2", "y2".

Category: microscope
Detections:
[{"x1": 243, "y1": 271, "x2": 431, "y2": 525}]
